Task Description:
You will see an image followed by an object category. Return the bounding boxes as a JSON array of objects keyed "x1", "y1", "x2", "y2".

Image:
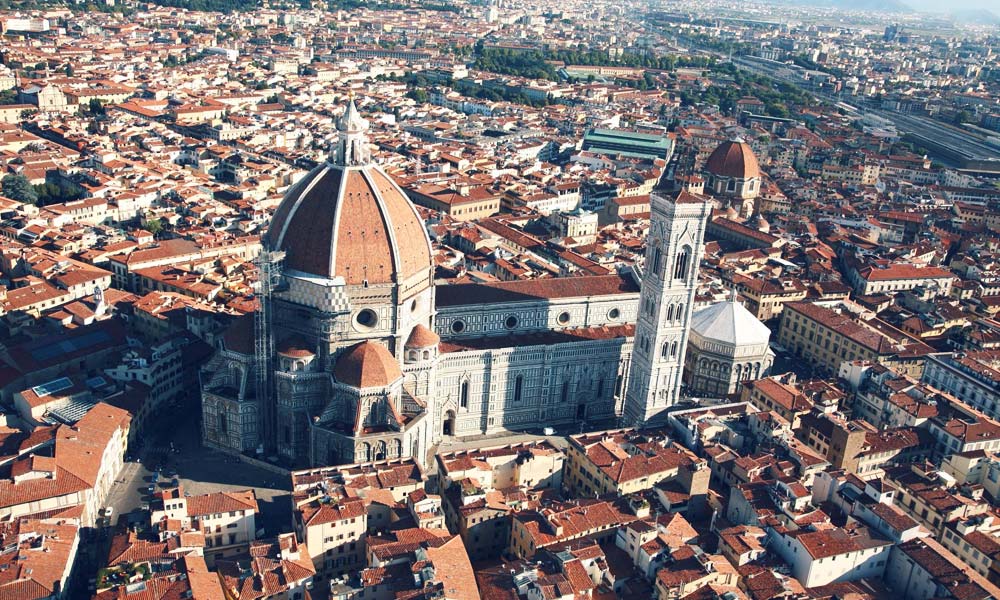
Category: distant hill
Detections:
[{"x1": 949, "y1": 9, "x2": 1000, "y2": 25}]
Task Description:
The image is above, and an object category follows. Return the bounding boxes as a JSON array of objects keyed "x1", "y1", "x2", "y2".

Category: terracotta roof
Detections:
[
  {"x1": 424, "y1": 535, "x2": 481, "y2": 600},
  {"x1": 265, "y1": 164, "x2": 432, "y2": 285},
  {"x1": 405, "y1": 324, "x2": 440, "y2": 348},
  {"x1": 436, "y1": 274, "x2": 639, "y2": 307},
  {"x1": 334, "y1": 341, "x2": 402, "y2": 388},
  {"x1": 276, "y1": 336, "x2": 315, "y2": 358},
  {"x1": 186, "y1": 490, "x2": 258, "y2": 517},
  {"x1": 706, "y1": 139, "x2": 760, "y2": 179}
]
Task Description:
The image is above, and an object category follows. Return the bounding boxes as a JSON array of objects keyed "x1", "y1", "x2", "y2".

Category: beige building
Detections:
[
  {"x1": 732, "y1": 274, "x2": 807, "y2": 321},
  {"x1": 436, "y1": 441, "x2": 563, "y2": 561},
  {"x1": 778, "y1": 301, "x2": 934, "y2": 378},
  {"x1": 405, "y1": 181, "x2": 501, "y2": 221},
  {"x1": 563, "y1": 429, "x2": 709, "y2": 508},
  {"x1": 151, "y1": 487, "x2": 259, "y2": 565},
  {"x1": 850, "y1": 264, "x2": 956, "y2": 298},
  {"x1": 291, "y1": 485, "x2": 366, "y2": 579},
  {"x1": 508, "y1": 498, "x2": 639, "y2": 559},
  {"x1": 0, "y1": 402, "x2": 129, "y2": 527},
  {"x1": 435, "y1": 440, "x2": 565, "y2": 492}
]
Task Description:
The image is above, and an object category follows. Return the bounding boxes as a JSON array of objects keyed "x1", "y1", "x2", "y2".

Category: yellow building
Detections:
[
  {"x1": 508, "y1": 499, "x2": 639, "y2": 559},
  {"x1": 404, "y1": 181, "x2": 500, "y2": 221},
  {"x1": 778, "y1": 301, "x2": 933, "y2": 378},
  {"x1": 563, "y1": 429, "x2": 708, "y2": 500},
  {"x1": 732, "y1": 274, "x2": 808, "y2": 321}
]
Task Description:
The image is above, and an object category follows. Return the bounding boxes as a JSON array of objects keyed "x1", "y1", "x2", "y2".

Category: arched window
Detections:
[
  {"x1": 670, "y1": 341, "x2": 679, "y2": 357},
  {"x1": 217, "y1": 411, "x2": 227, "y2": 434},
  {"x1": 666, "y1": 304, "x2": 674, "y2": 322},
  {"x1": 651, "y1": 247, "x2": 662, "y2": 277},
  {"x1": 513, "y1": 375, "x2": 523, "y2": 402},
  {"x1": 562, "y1": 381, "x2": 570, "y2": 403},
  {"x1": 596, "y1": 379, "x2": 604, "y2": 398},
  {"x1": 460, "y1": 380, "x2": 469, "y2": 409},
  {"x1": 674, "y1": 247, "x2": 691, "y2": 280}
]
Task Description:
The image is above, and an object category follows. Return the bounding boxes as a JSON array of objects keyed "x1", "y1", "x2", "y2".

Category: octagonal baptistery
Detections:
[{"x1": 263, "y1": 99, "x2": 435, "y2": 360}]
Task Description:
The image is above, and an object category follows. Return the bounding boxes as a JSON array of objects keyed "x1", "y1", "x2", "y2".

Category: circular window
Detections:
[
  {"x1": 557, "y1": 311, "x2": 571, "y2": 325},
  {"x1": 451, "y1": 320, "x2": 466, "y2": 334},
  {"x1": 355, "y1": 308, "x2": 378, "y2": 330},
  {"x1": 410, "y1": 299, "x2": 418, "y2": 312},
  {"x1": 505, "y1": 315, "x2": 518, "y2": 329},
  {"x1": 608, "y1": 308, "x2": 621, "y2": 320}
]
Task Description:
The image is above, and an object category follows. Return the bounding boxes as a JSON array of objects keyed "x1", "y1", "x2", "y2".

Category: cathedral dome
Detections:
[
  {"x1": 706, "y1": 138, "x2": 760, "y2": 180},
  {"x1": 264, "y1": 99, "x2": 432, "y2": 286},
  {"x1": 405, "y1": 324, "x2": 440, "y2": 349},
  {"x1": 334, "y1": 341, "x2": 402, "y2": 388},
  {"x1": 690, "y1": 295, "x2": 771, "y2": 348}
]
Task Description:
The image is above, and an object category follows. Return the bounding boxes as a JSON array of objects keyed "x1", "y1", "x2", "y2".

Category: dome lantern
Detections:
[{"x1": 333, "y1": 95, "x2": 371, "y2": 167}]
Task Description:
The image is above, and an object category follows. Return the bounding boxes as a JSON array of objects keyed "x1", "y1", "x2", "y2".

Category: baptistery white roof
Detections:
[{"x1": 690, "y1": 296, "x2": 771, "y2": 347}]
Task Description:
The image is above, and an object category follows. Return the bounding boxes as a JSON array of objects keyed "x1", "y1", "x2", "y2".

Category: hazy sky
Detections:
[{"x1": 905, "y1": 0, "x2": 999, "y2": 12}]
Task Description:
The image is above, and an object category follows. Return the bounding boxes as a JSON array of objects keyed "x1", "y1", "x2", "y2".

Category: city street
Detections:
[{"x1": 105, "y1": 408, "x2": 293, "y2": 536}]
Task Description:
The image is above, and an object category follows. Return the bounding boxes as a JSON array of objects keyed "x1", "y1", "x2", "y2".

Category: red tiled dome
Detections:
[
  {"x1": 334, "y1": 341, "x2": 402, "y2": 388},
  {"x1": 405, "y1": 324, "x2": 440, "y2": 348},
  {"x1": 277, "y1": 336, "x2": 315, "y2": 358},
  {"x1": 265, "y1": 164, "x2": 432, "y2": 285},
  {"x1": 706, "y1": 139, "x2": 760, "y2": 180}
]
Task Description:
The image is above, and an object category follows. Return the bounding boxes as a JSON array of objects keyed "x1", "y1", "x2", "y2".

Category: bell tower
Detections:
[{"x1": 624, "y1": 191, "x2": 712, "y2": 426}]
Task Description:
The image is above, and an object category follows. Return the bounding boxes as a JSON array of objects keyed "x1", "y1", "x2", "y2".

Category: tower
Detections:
[{"x1": 624, "y1": 190, "x2": 712, "y2": 426}]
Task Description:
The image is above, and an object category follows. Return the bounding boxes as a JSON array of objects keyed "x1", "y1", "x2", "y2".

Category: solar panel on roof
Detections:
[
  {"x1": 31, "y1": 377, "x2": 73, "y2": 398},
  {"x1": 29, "y1": 330, "x2": 113, "y2": 364},
  {"x1": 85, "y1": 376, "x2": 107, "y2": 389},
  {"x1": 47, "y1": 399, "x2": 96, "y2": 425}
]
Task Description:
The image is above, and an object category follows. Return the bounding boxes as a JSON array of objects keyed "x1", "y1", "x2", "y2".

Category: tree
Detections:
[
  {"x1": 65, "y1": 64, "x2": 74, "y2": 77},
  {"x1": 406, "y1": 89, "x2": 428, "y2": 103},
  {"x1": 143, "y1": 215, "x2": 164, "y2": 236},
  {"x1": 89, "y1": 98, "x2": 105, "y2": 115},
  {"x1": 2, "y1": 174, "x2": 38, "y2": 205}
]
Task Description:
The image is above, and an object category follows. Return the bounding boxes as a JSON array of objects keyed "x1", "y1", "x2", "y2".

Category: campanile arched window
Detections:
[{"x1": 674, "y1": 246, "x2": 691, "y2": 280}]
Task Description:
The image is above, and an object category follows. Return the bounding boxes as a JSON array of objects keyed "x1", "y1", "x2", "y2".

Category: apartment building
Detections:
[
  {"x1": 778, "y1": 301, "x2": 933, "y2": 377},
  {"x1": 769, "y1": 523, "x2": 893, "y2": 588},
  {"x1": 563, "y1": 429, "x2": 708, "y2": 503},
  {"x1": 922, "y1": 351, "x2": 1000, "y2": 422},
  {"x1": 291, "y1": 484, "x2": 366, "y2": 579},
  {"x1": 884, "y1": 464, "x2": 989, "y2": 537},
  {"x1": 732, "y1": 274, "x2": 808, "y2": 321},
  {"x1": 849, "y1": 263, "x2": 956, "y2": 298},
  {"x1": 150, "y1": 487, "x2": 259, "y2": 565},
  {"x1": 509, "y1": 498, "x2": 640, "y2": 559}
]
